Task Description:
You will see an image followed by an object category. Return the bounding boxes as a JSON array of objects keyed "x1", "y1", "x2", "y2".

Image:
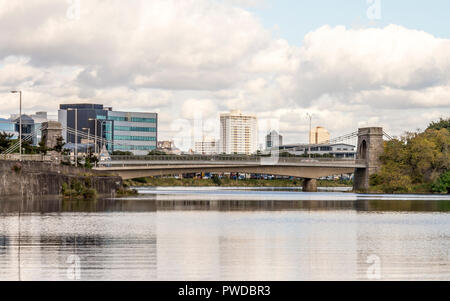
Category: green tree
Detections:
[
  {"x1": 111, "y1": 151, "x2": 133, "y2": 156},
  {"x1": 373, "y1": 123, "x2": 450, "y2": 193},
  {"x1": 38, "y1": 140, "x2": 49, "y2": 155},
  {"x1": 0, "y1": 131, "x2": 14, "y2": 153},
  {"x1": 432, "y1": 171, "x2": 450, "y2": 194},
  {"x1": 148, "y1": 150, "x2": 167, "y2": 156},
  {"x1": 428, "y1": 117, "x2": 450, "y2": 131},
  {"x1": 53, "y1": 136, "x2": 66, "y2": 153}
]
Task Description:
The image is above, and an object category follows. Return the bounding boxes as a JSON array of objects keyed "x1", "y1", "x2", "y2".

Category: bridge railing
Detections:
[
  {"x1": 104, "y1": 155, "x2": 356, "y2": 164},
  {"x1": 0, "y1": 154, "x2": 60, "y2": 162}
]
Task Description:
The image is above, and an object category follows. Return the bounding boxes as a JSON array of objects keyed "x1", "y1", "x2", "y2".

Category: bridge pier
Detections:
[
  {"x1": 353, "y1": 127, "x2": 384, "y2": 192},
  {"x1": 302, "y1": 178, "x2": 318, "y2": 192}
]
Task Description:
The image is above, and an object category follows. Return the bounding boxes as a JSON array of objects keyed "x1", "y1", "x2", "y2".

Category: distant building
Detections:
[
  {"x1": 266, "y1": 130, "x2": 283, "y2": 150},
  {"x1": 220, "y1": 110, "x2": 258, "y2": 155},
  {"x1": 58, "y1": 104, "x2": 157, "y2": 155},
  {"x1": 194, "y1": 137, "x2": 219, "y2": 155},
  {"x1": 275, "y1": 143, "x2": 356, "y2": 158},
  {"x1": 12, "y1": 115, "x2": 36, "y2": 145},
  {"x1": 7, "y1": 112, "x2": 49, "y2": 145},
  {"x1": 310, "y1": 126, "x2": 330, "y2": 144},
  {"x1": 0, "y1": 118, "x2": 16, "y2": 138},
  {"x1": 157, "y1": 140, "x2": 181, "y2": 155},
  {"x1": 30, "y1": 112, "x2": 48, "y2": 144}
]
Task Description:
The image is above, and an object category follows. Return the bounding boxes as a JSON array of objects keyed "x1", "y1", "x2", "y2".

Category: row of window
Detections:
[
  {"x1": 114, "y1": 135, "x2": 157, "y2": 141},
  {"x1": 113, "y1": 145, "x2": 157, "y2": 151},
  {"x1": 114, "y1": 126, "x2": 157, "y2": 132},
  {"x1": 108, "y1": 116, "x2": 157, "y2": 123}
]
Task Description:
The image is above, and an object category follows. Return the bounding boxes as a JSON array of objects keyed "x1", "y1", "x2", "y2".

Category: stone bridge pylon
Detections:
[{"x1": 353, "y1": 127, "x2": 384, "y2": 191}]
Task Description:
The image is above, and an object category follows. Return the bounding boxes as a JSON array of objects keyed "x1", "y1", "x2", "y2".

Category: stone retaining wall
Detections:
[{"x1": 0, "y1": 161, "x2": 122, "y2": 200}]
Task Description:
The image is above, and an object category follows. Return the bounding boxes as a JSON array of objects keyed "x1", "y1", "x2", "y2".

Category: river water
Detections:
[{"x1": 0, "y1": 187, "x2": 449, "y2": 281}]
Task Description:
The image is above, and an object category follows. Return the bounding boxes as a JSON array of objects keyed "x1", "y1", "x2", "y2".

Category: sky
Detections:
[{"x1": 0, "y1": 0, "x2": 449, "y2": 149}]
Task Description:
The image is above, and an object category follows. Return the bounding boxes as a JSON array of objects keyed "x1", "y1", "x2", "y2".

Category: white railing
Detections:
[{"x1": 0, "y1": 154, "x2": 60, "y2": 162}]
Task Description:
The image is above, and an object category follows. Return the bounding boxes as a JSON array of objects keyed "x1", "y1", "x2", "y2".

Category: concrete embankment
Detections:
[{"x1": 0, "y1": 160, "x2": 122, "y2": 200}]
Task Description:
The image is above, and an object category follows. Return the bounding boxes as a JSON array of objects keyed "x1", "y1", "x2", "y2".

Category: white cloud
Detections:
[{"x1": 0, "y1": 1, "x2": 449, "y2": 148}]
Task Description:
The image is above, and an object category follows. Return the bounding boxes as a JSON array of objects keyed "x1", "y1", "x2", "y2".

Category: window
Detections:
[
  {"x1": 108, "y1": 116, "x2": 127, "y2": 122},
  {"x1": 131, "y1": 117, "x2": 157, "y2": 123},
  {"x1": 114, "y1": 135, "x2": 157, "y2": 141},
  {"x1": 114, "y1": 145, "x2": 156, "y2": 151},
  {"x1": 114, "y1": 126, "x2": 157, "y2": 132}
]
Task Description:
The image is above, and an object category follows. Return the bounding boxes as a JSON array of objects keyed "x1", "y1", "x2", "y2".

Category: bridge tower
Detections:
[
  {"x1": 42, "y1": 121, "x2": 63, "y2": 149},
  {"x1": 353, "y1": 127, "x2": 384, "y2": 191}
]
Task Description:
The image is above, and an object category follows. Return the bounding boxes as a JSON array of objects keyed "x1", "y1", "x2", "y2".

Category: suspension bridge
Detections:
[{"x1": 0, "y1": 123, "x2": 393, "y2": 192}]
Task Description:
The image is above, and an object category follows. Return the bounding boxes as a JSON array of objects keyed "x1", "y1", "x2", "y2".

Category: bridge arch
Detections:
[{"x1": 359, "y1": 139, "x2": 368, "y2": 160}]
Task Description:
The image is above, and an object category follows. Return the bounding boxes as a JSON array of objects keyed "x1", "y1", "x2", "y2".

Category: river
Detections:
[{"x1": 0, "y1": 187, "x2": 449, "y2": 281}]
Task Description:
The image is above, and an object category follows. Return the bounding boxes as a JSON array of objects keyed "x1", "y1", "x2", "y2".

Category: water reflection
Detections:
[
  {"x1": 0, "y1": 188, "x2": 449, "y2": 281},
  {"x1": 1, "y1": 198, "x2": 449, "y2": 214}
]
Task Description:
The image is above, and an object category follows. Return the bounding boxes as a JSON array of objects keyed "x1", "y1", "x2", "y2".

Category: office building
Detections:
[
  {"x1": 157, "y1": 140, "x2": 181, "y2": 155},
  {"x1": 106, "y1": 110, "x2": 158, "y2": 155},
  {"x1": 310, "y1": 126, "x2": 330, "y2": 144},
  {"x1": 266, "y1": 130, "x2": 283, "y2": 149},
  {"x1": 58, "y1": 104, "x2": 157, "y2": 155},
  {"x1": 194, "y1": 137, "x2": 219, "y2": 155},
  {"x1": 220, "y1": 110, "x2": 258, "y2": 155},
  {"x1": 6, "y1": 112, "x2": 49, "y2": 145},
  {"x1": 0, "y1": 118, "x2": 17, "y2": 141},
  {"x1": 11, "y1": 115, "x2": 36, "y2": 145},
  {"x1": 275, "y1": 143, "x2": 356, "y2": 158}
]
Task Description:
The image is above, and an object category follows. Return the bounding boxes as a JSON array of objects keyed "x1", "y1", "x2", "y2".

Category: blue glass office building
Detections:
[
  {"x1": 105, "y1": 111, "x2": 158, "y2": 155},
  {"x1": 0, "y1": 118, "x2": 17, "y2": 138},
  {"x1": 59, "y1": 104, "x2": 157, "y2": 155}
]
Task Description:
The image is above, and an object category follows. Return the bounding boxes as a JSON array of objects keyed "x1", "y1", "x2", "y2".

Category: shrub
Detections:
[
  {"x1": 12, "y1": 163, "x2": 22, "y2": 173},
  {"x1": 432, "y1": 171, "x2": 450, "y2": 194},
  {"x1": 212, "y1": 174, "x2": 222, "y2": 186},
  {"x1": 369, "y1": 174, "x2": 383, "y2": 186}
]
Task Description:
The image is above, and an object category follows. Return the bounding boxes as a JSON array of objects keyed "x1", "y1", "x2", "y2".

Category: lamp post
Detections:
[
  {"x1": 99, "y1": 120, "x2": 107, "y2": 151},
  {"x1": 89, "y1": 118, "x2": 107, "y2": 155},
  {"x1": 82, "y1": 127, "x2": 91, "y2": 155},
  {"x1": 88, "y1": 119, "x2": 97, "y2": 155},
  {"x1": 10, "y1": 91, "x2": 22, "y2": 161},
  {"x1": 68, "y1": 108, "x2": 78, "y2": 167},
  {"x1": 306, "y1": 113, "x2": 313, "y2": 159}
]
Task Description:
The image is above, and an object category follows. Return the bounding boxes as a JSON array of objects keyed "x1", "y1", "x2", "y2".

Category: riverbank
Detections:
[
  {"x1": 0, "y1": 160, "x2": 123, "y2": 200},
  {"x1": 124, "y1": 177, "x2": 353, "y2": 188}
]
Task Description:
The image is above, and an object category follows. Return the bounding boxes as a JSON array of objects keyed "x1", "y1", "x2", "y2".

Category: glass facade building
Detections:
[
  {"x1": 0, "y1": 118, "x2": 17, "y2": 139},
  {"x1": 106, "y1": 111, "x2": 158, "y2": 155},
  {"x1": 59, "y1": 104, "x2": 157, "y2": 155}
]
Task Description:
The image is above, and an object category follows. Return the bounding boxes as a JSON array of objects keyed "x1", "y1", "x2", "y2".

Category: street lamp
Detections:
[
  {"x1": 10, "y1": 91, "x2": 22, "y2": 161},
  {"x1": 67, "y1": 108, "x2": 78, "y2": 167},
  {"x1": 82, "y1": 127, "x2": 91, "y2": 155},
  {"x1": 89, "y1": 118, "x2": 108, "y2": 155},
  {"x1": 306, "y1": 113, "x2": 313, "y2": 159}
]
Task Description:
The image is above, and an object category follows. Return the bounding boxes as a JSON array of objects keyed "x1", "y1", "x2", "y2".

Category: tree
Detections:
[
  {"x1": 428, "y1": 117, "x2": 450, "y2": 131},
  {"x1": 372, "y1": 122, "x2": 450, "y2": 193},
  {"x1": 432, "y1": 171, "x2": 450, "y2": 194},
  {"x1": 0, "y1": 131, "x2": 14, "y2": 153},
  {"x1": 148, "y1": 150, "x2": 167, "y2": 156},
  {"x1": 111, "y1": 150, "x2": 133, "y2": 156},
  {"x1": 84, "y1": 152, "x2": 99, "y2": 169},
  {"x1": 38, "y1": 140, "x2": 49, "y2": 155},
  {"x1": 53, "y1": 136, "x2": 66, "y2": 153}
]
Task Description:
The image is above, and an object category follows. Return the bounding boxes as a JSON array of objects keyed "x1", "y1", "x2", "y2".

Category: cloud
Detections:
[{"x1": 0, "y1": 1, "x2": 449, "y2": 148}]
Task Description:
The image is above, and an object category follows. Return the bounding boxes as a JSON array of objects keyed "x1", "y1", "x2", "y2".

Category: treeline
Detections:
[{"x1": 370, "y1": 117, "x2": 450, "y2": 193}]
